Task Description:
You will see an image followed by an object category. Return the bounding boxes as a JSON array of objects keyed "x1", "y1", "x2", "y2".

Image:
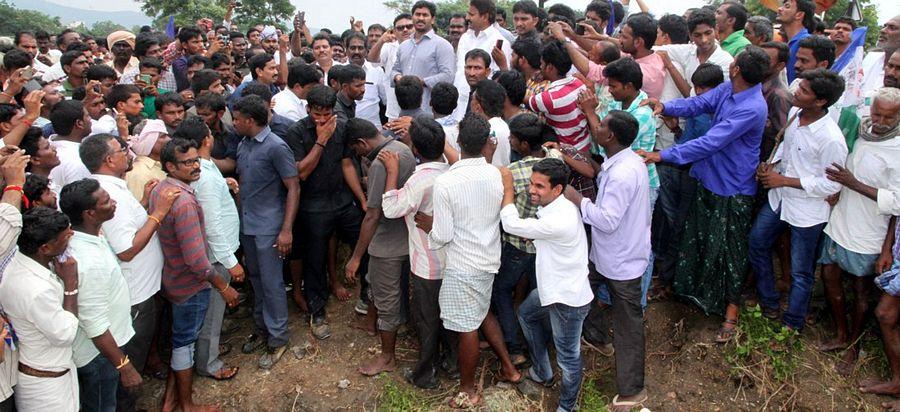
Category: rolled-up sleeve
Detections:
[
  {"x1": 427, "y1": 182, "x2": 453, "y2": 249},
  {"x1": 799, "y1": 138, "x2": 848, "y2": 198},
  {"x1": 500, "y1": 203, "x2": 559, "y2": 240},
  {"x1": 382, "y1": 185, "x2": 420, "y2": 220},
  {"x1": 0, "y1": 203, "x2": 22, "y2": 257},
  {"x1": 77, "y1": 263, "x2": 113, "y2": 338}
]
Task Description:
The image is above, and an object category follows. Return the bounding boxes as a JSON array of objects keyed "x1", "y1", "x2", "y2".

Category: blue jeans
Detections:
[
  {"x1": 171, "y1": 289, "x2": 211, "y2": 371},
  {"x1": 77, "y1": 350, "x2": 121, "y2": 412},
  {"x1": 749, "y1": 203, "x2": 825, "y2": 330},
  {"x1": 242, "y1": 233, "x2": 290, "y2": 348},
  {"x1": 597, "y1": 187, "x2": 658, "y2": 309},
  {"x1": 491, "y1": 242, "x2": 535, "y2": 355},
  {"x1": 517, "y1": 289, "x2": 590, "y2": 412}
]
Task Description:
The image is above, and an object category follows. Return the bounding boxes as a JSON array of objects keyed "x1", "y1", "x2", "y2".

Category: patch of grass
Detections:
[
  {"x1": 580, "y1": 377, "x2": 610, "y2": 412},
  {"x1": 375, "y1": 375, "x2": 434, "y2": 412},
  {"x1": 726, "y1": 305, "x2": 803, "y2": 382}
]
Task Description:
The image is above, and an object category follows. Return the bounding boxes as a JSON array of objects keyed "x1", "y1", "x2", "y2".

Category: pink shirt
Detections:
[{"x1": 586, "y1": 54, "x2": 666, "y2": 100}]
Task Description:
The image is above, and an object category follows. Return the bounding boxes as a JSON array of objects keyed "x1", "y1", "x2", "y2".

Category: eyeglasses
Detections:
[
  {"x1": 395, "y1": 24, "x2": 414, "y2": 31},
  {"x1": 175, "y1": 157, "x2": 201, "y2": 167}
]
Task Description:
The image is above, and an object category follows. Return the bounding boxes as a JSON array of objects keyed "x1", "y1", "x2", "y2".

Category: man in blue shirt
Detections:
[
  {"x1": 776, "y1": 0, "x2": 816, "y2": 83},
  {"x1": 640, "y1": 46, "x2": 770, "y2": 343}
]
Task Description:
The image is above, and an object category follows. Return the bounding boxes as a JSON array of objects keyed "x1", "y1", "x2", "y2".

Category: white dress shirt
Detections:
[
  {"x1": 375, "y1": 41, "x2": 401, "y2": 119},
  {"x1": 500, "y1": 196, "x2": 593, "y2": 307},
  {"x1": 824, "y1": 133, "x2": 900, "y2": 254},
  {"x1": 452, "y1": 25, "x2": 512, "y2": 121},
  {"x1": 94, "y1": 174, "x2": 164, "y2": 305},
  {"x1": 581, "y1": 149, "x2": 651, "y2": 281},
  {"x1": 768, "y1": 108, "x2": 848, "y2": 227},
  {"x1": 90, "y1": 111, "x2": 119, "y2": 137},
  {"x1": 428, "y1": 157, "x2": 503, "y2": 274},
  {"x1": 48, "y1": 139, "x2": 91, "y2": 190},
  {"x1": 272, "y1": 88, "x2": 308, "y2": 122},
  {"x1": 357, "y1": 61, "x2": 387, "y2": 128},
  {"x1": 488, "y1": 117, "x2": 511, "y2": 167},
  {"x1": 653, "y1": 43, "x2": 733, "y2": 93},
  {"x1": 191, "y1": 159, "x2": 240, "y2": 269}
]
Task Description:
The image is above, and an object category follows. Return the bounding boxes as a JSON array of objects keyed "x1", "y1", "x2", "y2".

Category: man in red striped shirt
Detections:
[
  {"x1": 151, "y1": 138, "x2": 238, "y2": 412},
  {"x1": 526, "y1": 40, "x2": 590, "y2": 152}
]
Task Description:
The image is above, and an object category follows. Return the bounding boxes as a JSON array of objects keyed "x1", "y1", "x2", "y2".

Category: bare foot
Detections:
[
  {"x1": 332, "y1": 283, "x2": 353, "y2": 302},
  {"x1": 498, "y1": 367, "x2": 522, "y2": 384},
  {"x1": 816, "y1": 338, "x2": 848, "y2": 352},
  {"x1": 860, "y1": 378, "x2": 900, "y2": 395},
  {"x1": 358, "y1": 354, "x2": 396, "y2": 376},
  {"x1": 351, "y1": 318, "x2": 376, "y2": 336},
  {"x1": 836, "y1": 349, "x2": 858, "y2": 376},
  {"x1": 449, "y1": 391, "x2": 481, "y2": 409},
  {"x1": 293, "y1": 289, "x2": 309, "y2": 313},
  {"x1": 884, "y1": 400, "x2": 900, "y2": 411}
]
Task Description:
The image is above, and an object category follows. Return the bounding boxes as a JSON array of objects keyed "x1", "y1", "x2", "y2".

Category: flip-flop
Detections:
[
  {"x1": 209, "y1": 365, "x2": 239, "y2": 381},
  {"x1": 715, "y1": 319, "x2": 737, "y2": 344},
  {"x1": 609, "y1": 390, "x2": 648, "y2": 411},
  {"x1": 449, "y1": 392, "x2": 481, "y2": 409}
]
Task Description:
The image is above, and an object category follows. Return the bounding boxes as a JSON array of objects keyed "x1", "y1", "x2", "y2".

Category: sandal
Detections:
[
  {"x1": 209, "y1": 365, "x2": 239, "y2": 381},
  {"x1": 449, "y1": 392, "x2": 481, "y2": 409},
  {"x1": 609, "y1": 389, "x2": 648, "y2": 411},
  {"x1": 715, "y1": 319, "x2": 737, "y2": 343}
]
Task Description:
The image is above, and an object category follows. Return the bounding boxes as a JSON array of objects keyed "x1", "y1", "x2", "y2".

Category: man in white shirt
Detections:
[
  {"x1": 654, "y1": 9, "x2": 733, "y2": 98},
  {"x1": 470, "y1": 79, "x2": 510, "y2": 167},
  {"x1": 0, "y1": 208, "x2": 80, "y2": 411},
  {"x1": 859, "y1": 15, "x2": 900, "y2": 107},
  {"x1": 421, "y1": 112, "x2": 521, "y2": 408},
  {"x1": 346, "y1": 32, "x2": 387, "y2": 128},
  {"x1": 48, "y1": 100, "x2": 92, "y2": 190},
  {"x1": 367, "y1": 14, "x2": 415, "y2": 119},
  {"x1": 566, "y1": 110, "x2": 650, "y2": 409},
  {"x1": 500, "y1": 158, "x2": 592, "y2": 412},
  {"x1": 453, "y1": 0, "x2": 512, "y2": 121},
  {"x1": 818, "y1": 87, "x2": 900, "y2": 376},
  {"x1": 750, "y1": 69, "x2": 847, "y2": 332},
  {"x1": 272, "y1": 63, "x2": 321, "y2": 122}
]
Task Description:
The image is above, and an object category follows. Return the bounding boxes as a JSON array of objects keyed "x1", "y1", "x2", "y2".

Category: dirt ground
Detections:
[{"x1": 136, "y1": 285, "x2": 895, "y2": 411}]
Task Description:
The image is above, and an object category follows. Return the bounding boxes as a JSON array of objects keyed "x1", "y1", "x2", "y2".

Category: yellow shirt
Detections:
[{"x1": 125, "y1": 156, "x2": 166, "y2": 201}]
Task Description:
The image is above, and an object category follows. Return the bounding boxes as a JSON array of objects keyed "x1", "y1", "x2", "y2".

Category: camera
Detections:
[{"x1": 218, "y1": 34, "x2": 230, "y2": 45}]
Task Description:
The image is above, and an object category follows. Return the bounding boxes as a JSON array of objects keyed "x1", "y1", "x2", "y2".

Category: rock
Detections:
[
  {"x1": 337, "y1": 379, "x2": 351, "y2": 389},
  {"x1": 666, "y1": 391, "x2": 678, "y2": 401}
]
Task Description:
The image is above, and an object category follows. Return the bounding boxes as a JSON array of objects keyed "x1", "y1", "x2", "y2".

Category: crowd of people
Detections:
[{"x1": 0, "y1": 0, "x2": 899, "y2": 410}]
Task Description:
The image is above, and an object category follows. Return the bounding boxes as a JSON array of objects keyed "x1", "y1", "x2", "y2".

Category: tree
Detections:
[
  {"x1": 141, "y1": 0, "x2": 228, "y2": 31},
  {"x1": 232, "y1": 0, "x2": 295, "y2": 29},
  {"x1": 89, "y1": 20, "x2": 128, "y2": 39},
  {"x1": 0, "y1": 0, "x2": 63, "y2": 35}
]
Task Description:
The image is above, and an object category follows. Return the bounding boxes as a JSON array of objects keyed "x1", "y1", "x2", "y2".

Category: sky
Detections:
[{"x1": 45, "y1": 0, "x2": 900, "y2": 28}]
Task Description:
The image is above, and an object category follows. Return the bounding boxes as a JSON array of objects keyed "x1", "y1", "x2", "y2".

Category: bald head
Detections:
[{"x1": 877, "y1": 15, "x2": 900, "y2": 49}]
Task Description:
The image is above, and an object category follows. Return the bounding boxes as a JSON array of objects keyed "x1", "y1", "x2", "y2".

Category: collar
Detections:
[
  {"x1": 71, "y1": 230, "x2": 104, "y2": 245},
  {"x1": 92, "y1": 173, "x2": 128, "y2": 189},
  {"x1": 13, "y1": 253, "x2": 55, "y2": 280},
  {"x1": 789, "y1": 28, "x2": 809, "y2": 44},
  {"x1": 415, "y1": 161, "x2": 450, "y2": 172},
  {"x1": 466, "y1": 24, "x2": 498, "y2": 39},
  {"x1": 601, "y1": 148, "x2": 636, "y2": 172},
  {"x1": 163, "y1": 176, "x2": 195, "y2": 194},
  {"x1": 366, "y1": 138, "x2": 395, "y2": 162},
  {"x1": 337, "y1": 92, "x2": 355, "y2": 108},
  {"x1": 548, "y1": 76, "x2": 577, "y2": 89},
  {"x1": 624, "y1": 90, "x2": 649, "y2": 112},
  {"x1": 722, "y1": 30, "x2": 746, "y2": 46},
  {"x1": 251, "y1": 126, "x2": 272, "y2": 142},
  {"x1": 536, "y1": 195, "x2": 567, "y2": 218},
  {"x1": 449, "y1": 157, "x2": 488, "y2": 170},
  {"x1": 199, "y1": 157, "x2": 217, "y2": 170},
  {"x1": 435, "y1": 116, "x2": 457, "y2": 126},
  {"x1": 399, "y1": 108, "x2": 425, "y2": 118},
  {"x1": 798, "y1": 110, "x2": 832, "y2": 133},
  {"x1": 414, "y1": 29, "x2": 437, "y2": 43},
  {"x1": 730, "y1": 82, "x2": 762, "y2": 104}
]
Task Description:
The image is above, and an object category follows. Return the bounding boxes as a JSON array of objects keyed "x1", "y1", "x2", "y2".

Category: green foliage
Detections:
[
  {"x1": 141, "y1": 0, "x2": 227, "y2": 31},
  {"x1": 89, "y1": 20, "x2": 128, "y2": 39},
  {"x1": 0, "y1": 0, "x2": 63, "y2": 35},
  {"x1": 726, "y1": 305, "x2": 802, "y2": 382},
  {"x1": 579, "y1": 377, "x2": 610, "y2": 412},
  {"x1": 375, "y1": 375, "x2": 434, "y2": 411},
  {"x1": 232, "y1": 0, "x2": 295, "y2": 30}
]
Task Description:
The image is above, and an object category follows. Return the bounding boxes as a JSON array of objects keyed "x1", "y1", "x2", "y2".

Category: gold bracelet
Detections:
[
  {"x1": 220, "y1": 285, "x2": 230, "y2": 294},
  {"x1": 147, "y1": 215, "x2": 161, "y2": 225},
  {"x1": 115, "y1": 355, "x2": 130, "y2": 370}
]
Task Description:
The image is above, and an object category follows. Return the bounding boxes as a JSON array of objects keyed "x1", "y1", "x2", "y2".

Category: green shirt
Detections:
[
  {"x1": 502, "y1": 156, "x2": 541, "y2": 253},
  {"x1": 721, "y1": 30, "x2": 751, "y2": 57}
]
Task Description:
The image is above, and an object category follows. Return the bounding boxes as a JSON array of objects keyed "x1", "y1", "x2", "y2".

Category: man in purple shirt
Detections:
[{"x1": 640, "y1": 46, "x2": 769, "y2": 343}]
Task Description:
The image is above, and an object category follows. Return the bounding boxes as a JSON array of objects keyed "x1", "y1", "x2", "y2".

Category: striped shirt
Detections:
[
  {"x1": 382, "y1": 162, "x2": 450, "y2": 280},
  {"x1": 428, "y1": 157, "x2": 503, "y2": 274},
  {"x1": 527, "y1": 77, "x2": 590, "y2": 151},
  {"x1": 150, "y1": 177, "x2": 214, "y2": 304},
  {"x1": 502, "y1": 156, "x2": 541, "y2": 253}
]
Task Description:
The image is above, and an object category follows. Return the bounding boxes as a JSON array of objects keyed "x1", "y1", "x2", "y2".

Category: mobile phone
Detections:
[
  {"x1": 495, "y1": 39, "x2": 503, "y2": 49},
  {"x1": 218, "y1": 34, "x2": 230, "y2": 44},
  {"x1": 297, "y1": 11, "x2": 306, "y2": 27},
  {"x1": 20, "y1": 67, "x2": 35, "y2": 80},
  {"x1": 139, "y1": 74, "x2": 152, "y2": 84},
  {"x1": 93, "y1": 84, "x2": 101, "y2": 93}
]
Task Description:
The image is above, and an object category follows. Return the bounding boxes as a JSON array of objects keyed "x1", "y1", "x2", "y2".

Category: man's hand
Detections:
[
  {"x1": 876, "y1": 250, "x2": 893, "y2": 274},
  {"x1": 414, "y1": 212, "x2": 433, "y2": 233},
  {"x1": 639, "y1": 97, "x2": 664, "y2": 116},
  {"x1": 578, "y1": 21, "x2": 601, "y2": 38},
  {"x1": 141, "y1": 179, "x2": 160, "y2": 205},
  {"x1": 376, "y1": 150, "x2": 399, "y2": 176},
  {"x1": 825, "y1": 163, "x2": 858, "y2": 189},
  {"x1": 344, "y1": 256, "x2": 361, "y2": 282},
  {"x1": 274, "y1": 230, "x2": 292, "y2": 258},
  {"x1": 562, "y1": 185, "x2": 584, "y2": 206},
  {"x1": 153, "y1": 186, "x2": 182, "y2": 217},
  {"x1": 227, "y1": 263, "x2": 245, "y2": 282},
  {"x1": 499, "y1": 166, "x2": 514, "y2": 194},
  {"x1": 548, "y1": 21, "x2": 566, "y2": 41},
  {"x1": 279, "y1": 33, "x2": 290, "y2": 51},
  {"x1": 351, "y1": 17, "x2": 364, "y2": 33},
  {"x1": 577, "y1": 88, "x2": 599, "y2": 114},
  {"x1": 825, "y1": 192, "x2": 840, "y2": 206},
  {"x1": 22, "y1": 90, "x2": 45, "y2": 121},
  {"x1": 116, "y1": 112, "x2": 130, "y2": 136},
  {"x1": 179, "y1": 89, "x2": 195, "y2": 103},
  {"x1": 84, "y1": 80, "x2": 102, "y2": 104},
  {"x1": 384, "y1": 116, "x2": 412, "y2": 136},
  {"x1": 225, "y1": 177, "x2": 240, "y2": 194},
  {"x1": 220, "y1": 284, "x2": 239, "y2": 307},
  {"x1": 492, "y1": 44, "x2": 508, "y2": 71},
  {"x1": 635, "y1": 149, "x2": 662, "y2": 164},
  {"x1": 758, "y1": 166, "x2": 786, "y2": 189},
  {"x1": 662, "y1": 116, "x2": 679, "y2": 131},
  {"x1": 54, "y1": 255, "x2": 79, "y2": 291},
  {"x1": 3, "y1": 68, "x2": 29, "y2": 96},
  {"x1": 315, "y1": 115, "x2": 337, "y2": 145},
  {"x1": 0, "y1": 149, "x2": 29, "y2": 186},
  {"x1": 379, "y1": 29, "x2": 397, "y2": 44},
  {"x1": 119, "y1": 363, "x2": 142, "y2": 392}
]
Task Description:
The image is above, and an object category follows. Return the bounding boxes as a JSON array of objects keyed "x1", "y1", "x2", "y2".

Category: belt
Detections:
[{"x1": 18, "y1": 363, "x2": 69, "y2": 378}]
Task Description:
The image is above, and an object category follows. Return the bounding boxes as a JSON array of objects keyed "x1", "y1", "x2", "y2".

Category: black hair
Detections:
[
  {"x1": 798, "y1": 35, "x2": 836, "y2": 69},
  {"x1": 59, "y1": 178, "x2": 101, "y2": 227},
  {"x1": 691, "y1": 62, "x2": 725, "y2": 89},
  {"x1": 329, "y1": 34, "x2": 344, "y2": 47},
  {"x1": 14, "y1": 31, "x2": 34, "y2": 46},
  {"x1": 794, "y1": 0, "x2": 817, "y2": 33},
  {"x1": 64, "y1": 42, "x2": 90, "y2": 54},
  {"x1": 306, "y1": 84, "x2": 337, "y2": 110},
  {"x1": 797, "y1": 68, "x2": 845, "y2": 108},
  {"x1": 79, "y1": 133, "x2": 117, "y2": 173},
  {"x1": 34, "y1": 30, "x2": 50, "y2": 41},
  {"x1": 232, "y1": 95, "x2": 269, "y2": 126},
  {"x1": 49, "y1": 100, "x2": 85, "y2": 136},
  {"x1": 85, "y1": 64, "x2": 117, "y2": 82},
  {"x1": 457, "y1": 112, "x2": 491, "y2": 156},
  {"x1": 246, "y1": 27, "x2": 260, "y2": 37},
  {"x1": 834, "y1": 17, "x2": 857, "y2": 30},
  {"x1": 139, "y1": 57, "x2": 164, "y2": 74},
  {"x1": 396, "y1": 76, "x2": 424, "y2": 110},
  {"x1": 191, "y1": 69, "x2": 222, "y2": 95},
  {"x1": 512, "y1": 38, "x2": 541, "y2": 69},
  {"x1": 345, "y1": 118, "x2": 380, "y2": 142},
  {"x1": 547, "y1": 3, "x2": 576, "y2": 23},
  {"x1": 625, "y1": 14, "x2": 657, "y2": 50},
  {"x1": 430, "y1": 82, "x2": 458, "y2": 116},
  {"x1": 178, "y1": 27, "x2": 203, "y2": 44},
  {"x1": 470, "y1": 0, "x2": 497, "y2": 23},
  {"x1": 449, "y1": 13, "x2": 467, "y2": 23},
  {"x1": 287, "y1": 63, "x2": 322, "y2": 89},
  {"x1": 473, "y1": 79, "x2": 505, "y2": 118},
  {"x1": 493, "y1": 70, "x2": 526, "y2": 106},
  {"x1": 241, "y1": 82, "x2": 274, "y2": 102},
  {"x1": 597, "y1": 41, "x2": 622, "y2": 64},
  {"x1": 734, "y1": 45, "x2": 770, "y2": 85},
  {"x1": 603, "y1": 57, "x2": 643, "y2": 90},
  {"x1": 746, "y1": 16, "x2": 774, "y2": 43},
  {"x1": 229, "y1": 31, "x2": 245, "y2": 40},
  {"x1": 688, "y1": 8, "x2": 716, "y2": 33},
  {"x1": 194, "y1": 92, "x2": 227, "y2": 112},
  {"x1": 248, "y1": 53, "x2": 274, "y2": 79},
  {"x1": 368, "y1": 24, "x2": 387, "y2": 33},
  {"x1": 408, "y1": 116, "x2": 445, "y2": 160},
  {"x1": 160, "y1": 138, "x2": 198, "y2": 174},
  {"x1": 155, "y1": 92, "x2": 185, "y2": 113},
  {"x1": 343, "y1": 31, "x2": 366, "y2": 49},
  {"x1": 23, "y1": 174, "x2": 51, "y2": 209},
  {"x1": 411, "y1": 0, "x2": 437, "y2": 17},
  {"x1": 541, "y1": 40, "x2": 572, "y2": 76},
  {"x1": 18, "y1": 207, "x2": 70, "y2": 255},
  {"x1": 612, "y1": 2, "x2": 626, "y2": 25},
  {"x1": 605, "y1": 110, "x2": 639, "y2": 147},
  {"x1": 508, "y1": 113, "x2": 543, "y2": 150},
  {"x1": 586, "y1": 0, "x2": 612, "y2": 22},
  {"x1": 19, "y1": 126, "x2": 45, "y2": 160},
  {"x1": 512, "y1": 0, "x2": 540, "y2": 18},
  {"x1": 464, "y1": 48, "x2": 491, "y2": 69},
  {"x1": 209, "y1": 52, "x2": 231, "y2": 70},
  {"x1": 496, "y1": 9, "x2": 507, "y2": 21},
  {"x1": 311, "y1": 32, "x2": 331, "y2": 47},
  {"x1": 721, "y1": 1, "x2": 748, "y2": 33},
  {"x1": 327, "y1": 65, "x2": 346, "y2": 88},
  {"x1": 2, "y1": 50, "x2": 32, "y2": 71},
  {"x1": 760, "y1": 41, "x2": 789, "y2": 64},
  {"x1": 105, "y1": 84, "x2": 142, "y2": 110},
  {"x1": 172, "y1": 115, "x2": 210, "y2": 147},
  {"x1": 134, "y1": 33, "x2": 160, "y2": 57},
  {"x1": 337, "y1": 64, "x2": 366, "y2": 86},
  {"x1": 659, "y1": 14, "x2": 689, "y2": 44},
  {"x1": 60, "y1": 50, "x2": 84, "y2": 69},
  {"x1": 531, "y1": 158, "x2": 569, "y2": 189},
  {"x1": 56, "y1": 29, "x2": 78, "y2": 48},
  {"x1": 394, "y1": 13, "x2": 413, "y2": 25}
]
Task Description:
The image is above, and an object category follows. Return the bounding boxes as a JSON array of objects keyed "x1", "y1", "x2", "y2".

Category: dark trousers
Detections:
[
  {"x1": 490, "y1": 242, "x2": 535, "y2": 355},
  {"x1": 409, "y1": 275, "x2": 458, "y2": 386},
  {"x1": 0, "y1": 394, "x2": 14, "y2": 412},
  {"x1": 78, "y1": 352, "x2": 121, "y2": 412},
  {"x1": 243, "y1": 234, "x2": 289, "y2": 348},
  {"x1": 116, "y1": 296, "x2": 159, "y2": 411},
  {"x1": 606, "y1": 276, "x2": 645, "y2": 397},
  {"x1": 653, "y1": 163, "x2": 697, "y2": 284},
  {"x1": 299, "y1": 205, "x2": 367, "y2": 318}
]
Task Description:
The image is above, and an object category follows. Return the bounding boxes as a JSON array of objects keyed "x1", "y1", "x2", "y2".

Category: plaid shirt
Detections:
[
  {"x1": 502, "y1": 156, "x2": 541, "y2": 253},
  {"x1": 524, "y1": 74, "x2": 550, "y2": 106},
  {"x1": 598, "y1": 90, "x2": 659, "y2": 188}
]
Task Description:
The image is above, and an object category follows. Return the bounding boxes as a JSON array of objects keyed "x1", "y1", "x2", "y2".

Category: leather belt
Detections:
[{"x1": 18, "y1": 363, "x2": 68, "y2": 378}]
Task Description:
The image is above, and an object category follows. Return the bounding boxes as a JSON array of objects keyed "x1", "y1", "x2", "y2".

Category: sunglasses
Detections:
[{"x1": 395, "y1": 24, "x2": 414, "y2": 31}]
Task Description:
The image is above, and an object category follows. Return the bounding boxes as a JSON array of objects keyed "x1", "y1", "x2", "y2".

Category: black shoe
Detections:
[
  {"x1": 242, "y1": 333, "x2": 266, "y2": 354},
  {"x1": 404, "y1": 368, "x2": 440, "y2": 390},
  {"x1": 761, "y1": 305, "x2": 780, "y2": 320},
  {"x1": 310, "y1": 316, "x2": 331, "y2": 340}
]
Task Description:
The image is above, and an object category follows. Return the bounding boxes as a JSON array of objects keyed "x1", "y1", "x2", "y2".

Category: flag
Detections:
[
  {"x1": 165, "y1": 15, "x2": 176, "y2": 38},
  {"x1": 843, "y1": 0, "x2": 863, "y2": 21}
]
